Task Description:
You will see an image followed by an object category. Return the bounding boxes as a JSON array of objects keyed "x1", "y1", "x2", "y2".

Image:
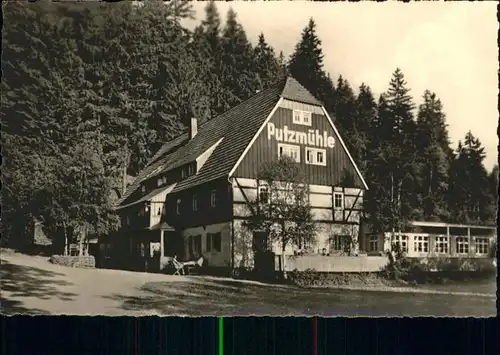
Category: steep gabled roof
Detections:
[{"x1": 117, "y1": 77, "x2": 326, "y2": 206}]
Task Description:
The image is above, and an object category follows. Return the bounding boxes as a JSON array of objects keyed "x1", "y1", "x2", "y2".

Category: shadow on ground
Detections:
[
  {"x1": 0, "y1": 259, "x2": 77, "y2": 315},
  {"x1": 104, "y1": 278, "x2": 496, "y2": 317}
]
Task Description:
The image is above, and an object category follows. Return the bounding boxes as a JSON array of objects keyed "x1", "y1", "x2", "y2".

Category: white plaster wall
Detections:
[{"x1": 182, "y1": 222, "x2": 231, "y2": 267}]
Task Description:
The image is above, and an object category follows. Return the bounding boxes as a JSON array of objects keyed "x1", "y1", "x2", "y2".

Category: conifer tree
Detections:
[
  {"x1": 448, "y1": 132, "x2": 495, "y2": 224},
  {"x1": 415, "y1": 90, "x2": 452, "y2": 220},
  {"x1": 288, "y1": 18, "x2": 336, "y2": 111},
  {"x1": 253, "y1": 33, "x2": 282, "y2": 90},
  {"x1": 220, "y1": 8, "x2": 259, "y2": 108}
]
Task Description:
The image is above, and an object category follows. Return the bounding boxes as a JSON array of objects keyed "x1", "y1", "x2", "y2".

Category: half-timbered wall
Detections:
[{"x1": 232, "y1": 178, "x2": 364, "y2": 256}]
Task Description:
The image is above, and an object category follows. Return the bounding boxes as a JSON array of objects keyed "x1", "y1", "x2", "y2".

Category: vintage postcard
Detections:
[{"x1": 1, "y1": 0, "x2": 497, "y2": 317}]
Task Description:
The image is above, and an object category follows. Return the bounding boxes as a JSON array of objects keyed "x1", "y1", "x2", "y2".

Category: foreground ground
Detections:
[{"x1": 1, "y1": 251, "x2": 496, "y2": 316}]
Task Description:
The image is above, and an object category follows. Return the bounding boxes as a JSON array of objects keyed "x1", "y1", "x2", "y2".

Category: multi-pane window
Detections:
[
  {"x1": 475, "y1": 238, "x2": 489, "y2": 255},
  {"x1": 192, "y1": 195, "x2": 198, "y2": 211},
  {"x1": 456, "y1": 237, "x2": 469, "y2": 255},
  {"x1": 435, "y1": 236, "x2": 449, "y2": 254},
  {"x1": 305, "y1": 147, "x2": 327, "y2": 166},
  {"x1": 278, "y1": 143, "x2": 301, "y2": 163},
  {"x1": 333, "y1": 192, "x2": 344, "y2": 210},
  {"x1": 292, "y1": 109, "x2": 312, "y2": 126},
  {"x1": 258, "y1": 186, "x2": 269, "y2": 203},
  {"x1": 369, "y1": 235, "x2": 378, "y2": 252},
  {"x1": 330, "y1": 235, "x2": 350, "y2": 252},
  {"x1": 393, "y1": 234, "x2": 408, "y2": 252},
  {"x1": 413, "y1": 236, "x2": 429, "y2": 253},
  {"x1": 211, "y1": 190, "x2": 217, "y2": 207}
]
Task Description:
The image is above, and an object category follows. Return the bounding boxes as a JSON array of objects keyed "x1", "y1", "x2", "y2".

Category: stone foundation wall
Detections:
[{"x1": 49, "y1": 255, "x2": 96, "y2": 268}]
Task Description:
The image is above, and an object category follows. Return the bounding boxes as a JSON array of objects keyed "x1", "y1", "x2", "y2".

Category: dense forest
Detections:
[{"x1": 1, "y1": 0, "x2": 497, "y2": 250}]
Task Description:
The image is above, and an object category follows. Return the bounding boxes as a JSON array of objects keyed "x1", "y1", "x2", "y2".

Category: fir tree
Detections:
[
  {"x1": 415, "y1": 90, "x2": 452, "y2": 220},
  {"x1": 288, "y1": 18, "x2": 336, "y2": 111},
  {"x1": 220, "y1": 8, "x2": 259, "y2": 108},
  {"x1": 253, "y1": 33, "x2": 282, "y2": 90}
]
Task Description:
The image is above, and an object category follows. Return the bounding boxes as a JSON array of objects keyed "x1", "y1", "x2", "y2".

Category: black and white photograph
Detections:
[{"x1": 1, "y1": 0, "x2": 497, "y2": 317}]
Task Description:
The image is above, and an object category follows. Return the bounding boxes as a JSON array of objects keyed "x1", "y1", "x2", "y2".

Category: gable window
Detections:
[
  {"x1": 176, "y1": 199, "x2": 181, "y2": 215},
  {"x1": 211, "y1": 190, "x2": 217, "y2": 207},
  {"x1": 192, "y1": 195, "x2": 198, "y2": 211},
  {"x1": 292, "y1": 109, "x2": 312, "y2": 127},
  {"x1": 305, "y1": 147, "x2": 327, "y2": 166},
  {"x1": 278, "y1": 143, "x2": 300, "y2": 163},
  {"x1": 333, "y1": 192, "x2": 344, "y2": 210},
  {"x1": 456, "y1": 237, "x2": 469, "y2": 255},
  {"x1": 258, "y1": 186, "x2": 269, "y2": 203},
  {"x1": 475, "y1": 238, "x2": 489, "y2": 255}
]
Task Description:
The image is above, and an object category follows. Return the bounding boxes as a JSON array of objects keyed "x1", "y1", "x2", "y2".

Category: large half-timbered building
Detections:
[{"x1": 109, "y1": 77, "x2": 369, "y2": 272}]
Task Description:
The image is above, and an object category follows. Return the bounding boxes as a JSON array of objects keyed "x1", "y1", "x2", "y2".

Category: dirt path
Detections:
[{"x1": 1, "y1": 252, "x2": 192, "y2": 315}]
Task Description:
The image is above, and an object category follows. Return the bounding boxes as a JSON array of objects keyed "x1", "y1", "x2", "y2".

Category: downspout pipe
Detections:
[{"x1": 227, "y1": 176, "x2": 235, "y2": 271}]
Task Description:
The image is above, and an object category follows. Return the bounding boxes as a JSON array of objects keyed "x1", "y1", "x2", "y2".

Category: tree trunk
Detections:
[
  {"x1": 122, "y1": 149, "x2": 130, "y2": 196},
  {"x1": 79, "y1": 225, "x2": 86, "y2": 256},
  {"x1": 63, "y1": 222, "x2": 68, "y2": 256}
]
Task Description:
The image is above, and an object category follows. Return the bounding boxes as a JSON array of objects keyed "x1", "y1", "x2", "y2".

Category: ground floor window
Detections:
[
  {"x1": 207, "y1": 232, "x2": 222, "y2": 252},
  {"x1": 330, "y1": 235, "x2": 350, "y2": 253},
  {"x1": 435, "y1": 236, "x2": 449, "y2": 254},
  {"x1": 392, "y1": 235, "x2": 408, "y2": 253},
  {"x1": 456, "y1": 237, "x2": 469, "y2": 255},
  {"x1": 368, "y1": 235, "x2": 378, "y2": 252},
  {"x1": 188, "y1": 235, "x2": 202, "y2": 259},
  {"x1": 413, "y1": 236, "x2": 429, "y2": 253},
  {"x1": 475, "y1": 238, "x2": 489, "y2": 255}
]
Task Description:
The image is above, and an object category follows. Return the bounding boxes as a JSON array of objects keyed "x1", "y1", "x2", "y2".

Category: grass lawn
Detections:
[{"x1": 104, "y1": 277, "x2": 496, "y2": 317}]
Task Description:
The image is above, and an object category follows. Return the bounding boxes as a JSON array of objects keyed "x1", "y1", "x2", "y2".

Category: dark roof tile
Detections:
[{"x1": 118, "y1": 76, "x2": 325, "y2": 204}]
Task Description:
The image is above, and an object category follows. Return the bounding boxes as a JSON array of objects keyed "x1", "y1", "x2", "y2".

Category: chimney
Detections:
[{"x1": 189, "y1": 117, "x2": 198, "y2": 140}]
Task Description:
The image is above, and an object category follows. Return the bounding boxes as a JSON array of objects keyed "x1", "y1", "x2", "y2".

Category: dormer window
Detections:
[
  {"x1": 157, "y1": 177, "x2": 162, "y2": 187},
  {"x1": 188, "y1": 164, "x2": 195, "y2": 176},
  {"x1": 141, "y1": 185, "x2": 146, "y2": 193},
  {"x1": 292, "y1": 109, "x2": 312, "y2": 127},
  {"x1": 181, "y1": 168, "x2": 187, "y2": 179}
]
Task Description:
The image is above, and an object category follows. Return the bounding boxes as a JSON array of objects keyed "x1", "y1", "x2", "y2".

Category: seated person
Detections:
[{"x1": 321, "y1": 248, "x2": 330, "y2": 256}]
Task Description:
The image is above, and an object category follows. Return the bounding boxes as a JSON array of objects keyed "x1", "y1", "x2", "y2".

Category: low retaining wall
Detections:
[
  {"x1": 277, "y1": 255, "x2": 389, "y2": 272},
  {"x1": 49, "y1": 255, "x2": 96, "y2": 269}
]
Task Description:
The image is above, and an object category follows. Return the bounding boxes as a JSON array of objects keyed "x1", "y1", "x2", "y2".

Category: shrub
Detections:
[
  {"x1": 286, "y1": 268, "x2": 386, "y2": 287},
  {"x1": 49, "y1": 255, "x2": 95, "y2": 268}
]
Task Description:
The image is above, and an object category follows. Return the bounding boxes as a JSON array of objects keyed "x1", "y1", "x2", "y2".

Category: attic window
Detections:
[
  {"x1": 157, "y1": 178, "x2": 162, "y2": 187},
  {"x1": 181, "y1": 168, "x2": 187, "y2": 179},
  {"x1": 292, "y1": 109, "x2": 312, "y2": 127},
  {"x1": 141, "y1": 185, "x2": 146, "y2": 193},
  {"x1": 188, "y1": 164, "x2": 195, "y2": 176}
]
